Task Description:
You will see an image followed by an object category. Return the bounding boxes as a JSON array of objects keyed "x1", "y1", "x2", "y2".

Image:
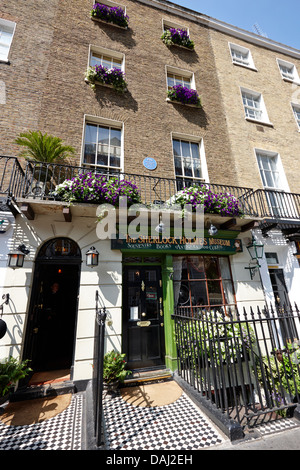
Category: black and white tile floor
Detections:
[
  {"x1": 0, "y1": 388, "x2": 299, "y2": 450},
  {"x1": 0, "y1": 393, "x2": 83, "y2": 451},
  {"x1": 102, "y1": 391, "x2": 226, "y2": 450}
]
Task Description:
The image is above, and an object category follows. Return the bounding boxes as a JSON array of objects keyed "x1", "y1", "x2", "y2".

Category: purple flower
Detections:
[
  {"x1": 91, "y1": 3, "x2": 129, "y2": 28},
  {"x1": 167, "y1": 84, "x2": 201, "y2": 107}
]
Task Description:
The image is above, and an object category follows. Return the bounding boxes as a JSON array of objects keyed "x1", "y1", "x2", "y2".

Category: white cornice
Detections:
[{"x1": 136, "y1": 0, "x2": 300, "y2": 60}]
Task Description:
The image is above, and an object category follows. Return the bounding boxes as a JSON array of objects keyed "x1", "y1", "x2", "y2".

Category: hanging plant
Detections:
[
  {"x1": 85, "y1": 65, "x2": 127, "y2": 93},
  {"x1": 161, "y1": 28, "x2": 194, "y2": 50},
  {"x1": 91, "y1": 3, "x2": 129, "y2": 28},
  {"x1": 167, "y1": 84, "x2": 201, "y2": 107}
]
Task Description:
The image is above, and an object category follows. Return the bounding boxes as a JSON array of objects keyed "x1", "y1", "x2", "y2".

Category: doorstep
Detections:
[{"x1": 123, "y1": 368, "x2": 173, "y2": 386}]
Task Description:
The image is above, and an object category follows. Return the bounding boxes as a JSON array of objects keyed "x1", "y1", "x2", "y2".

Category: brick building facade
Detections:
[{"x1": 0, "y1": 0, "x2": 299, "y2": 389}]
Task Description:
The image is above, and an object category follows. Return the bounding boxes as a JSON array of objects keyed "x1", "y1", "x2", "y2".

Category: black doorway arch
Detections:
[{"x1": 24, "y1": 238, "x2": 82, "y2": 375}]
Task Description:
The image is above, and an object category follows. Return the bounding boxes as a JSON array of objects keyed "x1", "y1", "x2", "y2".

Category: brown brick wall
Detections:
[
  {"x1": 209, "y1": 28, "x2": 300, "y2": 193},
  {"x1": 0, "y1": 0, "x2": 237, "y2": 186}
]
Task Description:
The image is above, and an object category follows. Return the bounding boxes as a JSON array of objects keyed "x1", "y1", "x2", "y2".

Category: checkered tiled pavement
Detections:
[
  {"x1": 0, "y1": 393, "x2": 83, "y2": 450},
  {"x1": 102, "y1": 391, "x2": 225, "y2": 450}
]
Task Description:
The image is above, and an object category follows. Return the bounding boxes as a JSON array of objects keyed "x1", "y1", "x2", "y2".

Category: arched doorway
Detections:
[{"x1": 23, "y1": 238, "x2": 81, "y2": 376}]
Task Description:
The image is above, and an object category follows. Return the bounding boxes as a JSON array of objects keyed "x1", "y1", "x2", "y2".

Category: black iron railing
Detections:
[
  {"x1": 0, "y1": 156, "x2": 300, "y2": 222},
  {"x1": 172, "y1": 304, "x2": 300, "y2": 428},
  {"x1": 93, "y1": 290, "x2": 106, "y2": 447}
]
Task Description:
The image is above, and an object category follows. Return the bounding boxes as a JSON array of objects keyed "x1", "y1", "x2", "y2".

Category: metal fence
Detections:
[
  {"x1": 92, "y1": 290, "x2": 106, "y2": 447},
  {"x1": 172, "y1": 304, "x2": 300, "y2": 428}
]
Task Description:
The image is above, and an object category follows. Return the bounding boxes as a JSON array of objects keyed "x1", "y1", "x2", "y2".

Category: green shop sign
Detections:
[{"x1": 111, "y1": 236, "x2": 243, "y2": 254}]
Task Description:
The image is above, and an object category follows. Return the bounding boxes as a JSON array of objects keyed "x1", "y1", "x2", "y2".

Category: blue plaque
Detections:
[{"x1": 143, "y1": 157, "x2": 157, "y2": 170}]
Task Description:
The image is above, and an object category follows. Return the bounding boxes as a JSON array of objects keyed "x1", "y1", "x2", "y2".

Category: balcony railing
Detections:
[{"x1": 0, "y1": 156, "x2": 299, "y2": 223}]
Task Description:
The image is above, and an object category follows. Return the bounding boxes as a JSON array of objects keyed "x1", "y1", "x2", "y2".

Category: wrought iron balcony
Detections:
[{"x1": 0, "y1": 156, "x2": 299, "y2": 230}]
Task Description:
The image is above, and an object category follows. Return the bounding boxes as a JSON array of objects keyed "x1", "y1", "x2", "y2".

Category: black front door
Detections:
[{"x1": 123, "y1": 266, "x2": 165, "y2": 370}]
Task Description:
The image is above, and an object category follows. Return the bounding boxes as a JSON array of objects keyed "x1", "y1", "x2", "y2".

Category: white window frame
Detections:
[
  {"x1": 229, "y1": 42, "x2": 256, "y2": 70},
  {"x1": 171, "y1": 132, "x2": 209, "y2": 187},
  {"x1": 254, "y1": 149, "x2": 297, "y2": 219},
  {"x1": 0, "y1": 18, "x2": 16, "y2": 63},
  {"x1": 87, "y1": 45, "x2": 125, "y2": 72},
  {"x1": 166, "y1": 65, "x2": 195, "y2": 92},
  {"x1": 81, "y1": 115, "x2": 124, "y2": 173},
  {"x1": 291, "y1": 102, "x2": 300, "y2": 131},
  {"x1": 277, "y1": 58, "x2": 300, "y2": 84},
  {"x1": 240, "y1": 87, "x2": 272, "y2": 126}
]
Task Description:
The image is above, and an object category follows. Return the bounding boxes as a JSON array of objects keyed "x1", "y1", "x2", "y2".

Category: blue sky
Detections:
[{"x1": 173, "y1": 0, "x2": 300, "y2": 50}]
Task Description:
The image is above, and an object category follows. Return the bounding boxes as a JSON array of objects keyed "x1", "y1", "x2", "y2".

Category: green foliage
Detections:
[
  {"x1": 0, "y1": 357, "x2": 32, "y2": 397},
  {"x1": 103, "y1": 350, "x2": 131, "y2": 384},
  {"x1": 15, "y1": 131, "x2": 75, "y2": 163}
]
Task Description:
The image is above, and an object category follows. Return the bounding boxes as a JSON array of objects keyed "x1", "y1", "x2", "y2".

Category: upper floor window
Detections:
[
  {"x1": 277, "y1": 59, "x2": 300, "y2": 84},
  {"x1": 241, "y1": 88, "x2": 271, "y2": 125},
  {"x1": 0, "y1": 19, "x2": 16, "y2": 62},
  {"x1": 89, "y1": 46, "x2": 123, "y2": 70},
  {"x1": 229, "y1": 43, "x2": 256, "y2": 70},
  {"x1": 172, "y1": 137, "x2": 206, "y2": 190},
  {"x1": 83, "y1": 118, "x2": 122, "y2": 174}
]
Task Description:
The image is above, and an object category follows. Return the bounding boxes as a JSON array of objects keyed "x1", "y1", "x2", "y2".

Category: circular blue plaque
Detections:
[{"x1": 143, "y1": 157, "x2": 157, "y2": 170}]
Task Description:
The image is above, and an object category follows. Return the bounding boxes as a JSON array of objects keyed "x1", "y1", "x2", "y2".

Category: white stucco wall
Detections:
[{"x1": 0, "y1": 208, "x2": 122, "y2": 383}]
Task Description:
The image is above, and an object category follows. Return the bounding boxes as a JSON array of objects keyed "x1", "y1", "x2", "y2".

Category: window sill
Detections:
[
  {"x1": 85, "y1": 78, "x2": 127, "y2": 93},
  {"x1": 245, "y1": 117, "x2": 274, "y2": 127},
  {"x1": 0, "y1": 59, "x2": 10, "y2": 65},
  {"x1": 165, "y1": 42, "x2": 194, "y2": 51},
  {"x1": 282, "y1": 77, "x2": 300, "y2": 85},
  {"x1": 91, "y1": 16, "x2": 128, "y2": 30},
  {"x1": 232, "y1": 61, "x2": 257, "y2": 72},
  {"x1": 166, "y1": 98, "x2": 200, "y2": 108}
]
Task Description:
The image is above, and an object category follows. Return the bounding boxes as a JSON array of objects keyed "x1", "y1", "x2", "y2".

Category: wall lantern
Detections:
[
  {"x1": 245, "y1": 236, "x2": 264, "y2": 279},
  {"x1": 86, "y1": 246, "x2": 99, "y2": 267},
  {"x1": 7, "y1": 244, "x2": 30, "y2": 268}
]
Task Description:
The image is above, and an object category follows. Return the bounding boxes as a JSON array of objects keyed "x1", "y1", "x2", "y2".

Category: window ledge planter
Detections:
[
  {"x1": 91, "y1": 3, "x2": 129, "y2": 29},
  {"x1": 161, "y1": 28, "x2": 194, "y2": 50},
  {"x1": 166, "y1": 98, "x2": 200, "y2": 108},
  {"x1": 167, "y1": 85, "x2": 201, "y2": 108},
  {"x1": 85, "y1": 65, "x2": 127, "y2": 93}
]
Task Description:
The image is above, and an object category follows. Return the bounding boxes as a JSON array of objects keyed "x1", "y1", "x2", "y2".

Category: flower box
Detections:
[
  {"x1": 85, "y1": 65, "x2": 127, "y2": 93},
  {"x1": 167, "y1": 84, "x2": 201, "y2": 107},
  {"x1": 170, "y1": 184, "x2": 244, "y2": 217},
  {"x1": 91, "y1": 3, "x2": 129, "y2": 29},
  {"x1": 52, "y1": 173, "x2": 141, "y2": 206},
  {"x1": 161, "y1": 28, "x2": 194, "y2": 50}
]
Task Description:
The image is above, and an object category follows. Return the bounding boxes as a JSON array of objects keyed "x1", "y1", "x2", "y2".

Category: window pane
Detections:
[
  {"x1": 207, "y1": 281, "x2": 223, "y2": 305},
  {"x1": 204, "y1": 257, "x2": 219, "y2": 279},
  {"x1": 222, "y1": 281, "x2": 235, "y2": 305},
  {"x1": 188, "y1": 257, "x2": 205, "y2": 279},
  {"x1": 183, "y1": 158, "x2": 193, "y2": 177},
  {"x1": 98, "y1": 126, "x2": 110, "y2": 145},
  {"x1": 97, "y1": 152, "x2": 108, "y2": 166},
  {"x1": 110, "y1": 156, "x2": 121, "y2": 167},
  {"x1": 219, "y1": 257, "x2": 231, "y2": 279},
  {"x1": 167, "y1": 75, "x2": 175, "y2": 88},
  {"x1": 84, "y1": 143, "x2": 96, "y2": 164},
  {"x1": 172, "y1": 139, "x2": 181, "y2": 157},
  {"x1": 191, "y1": 142, "x2": 200, "y2": 159},
  {"x1": 85, "y1": 124, "x2": 97, "y2": 143},
  {"x1": 110, "y1": 128, "x2": 121, "y2": 146},
  {"x1": 174, "y1": 156, "x2": 182, "y2": 175},
  {"x1": 192, "y1": 159, "x2": 202, "y2": 178},
  {"x1": 181, "y1": 141, "x2": 190, "y2": 157}
]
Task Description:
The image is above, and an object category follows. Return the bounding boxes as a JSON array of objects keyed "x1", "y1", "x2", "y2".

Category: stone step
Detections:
[
  {"x1": 124, "y1": 368, "x2": 173, "y2": 385},
  {"x1": 10, "y1": 381, "x2": 76, "y2": 402}
]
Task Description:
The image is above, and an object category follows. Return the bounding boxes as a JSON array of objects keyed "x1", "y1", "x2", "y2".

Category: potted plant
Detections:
[
  {"x1": 15, "y1": 130, "x2": 75, "y2": 196},
  {"x1": 103, "y1": 350, "x2": 130, "y2": 391},
  {"x1": 167, "y1": 84, "x2": 201, "y2": 107},
  {"x1": 85, "y1": 65, "x2": 127, "y2": 93},
  {"x1": 161, "y1": 28, "x2": 194, "y2": 50},
  {"x1": 91, "y1": 3, "x2": 129, "y2": 28},
  {"x1": 0, "y1": 356, "x2": 32, "y2": 404}
]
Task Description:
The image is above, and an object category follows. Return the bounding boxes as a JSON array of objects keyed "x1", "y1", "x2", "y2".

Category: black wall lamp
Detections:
[
  {"x1": 7, "y1": 244, "x2": 30, "y2": 268},
  {"x1": 245, "y1": 236, "x2": 264, "y2": 279},
  {"x1": 86, "y1": 246, "x2": 99, "y2": 267}
]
